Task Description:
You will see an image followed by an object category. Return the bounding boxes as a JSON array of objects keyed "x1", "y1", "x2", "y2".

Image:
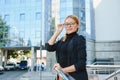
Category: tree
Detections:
[
  {"x1": 7, "y1": 50, "x2": 18, "y2": 59},
  {"x1": 51, "y1": 17, "x2": 55, "y2": 35},
  {"x1": 0, "y1": 16, "x2": 9, "y2": 47},
  {"x1": 23, "y1": 50, "x2": 31, "y2": 58}
]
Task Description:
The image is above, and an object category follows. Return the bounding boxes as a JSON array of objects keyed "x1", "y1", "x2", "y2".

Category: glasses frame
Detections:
[{"x1": 63, "y1": 22, "x2": 76, "y2": 27}]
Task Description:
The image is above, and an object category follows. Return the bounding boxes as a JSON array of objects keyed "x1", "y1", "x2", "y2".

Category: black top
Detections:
[{"x1": 45, "y1": 32, "x2": 88, "y2": 80}]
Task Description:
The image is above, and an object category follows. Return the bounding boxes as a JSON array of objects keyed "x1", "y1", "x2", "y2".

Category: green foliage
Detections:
[
  {"x1": 23, "y1": 50, "x2": 31, "y2": 58},
  {"x1": 23, "y1": 50, "x2": 31, "y2": 55},
  {"x1": 7, "y1": 50, "x2": 18, "y2": 59},
  {"x1": 0, "y1": 16, "x2": 9, "y2": 47},
  {"x1": 7, "y1": 50, "x2": 31, "y2": 60}
]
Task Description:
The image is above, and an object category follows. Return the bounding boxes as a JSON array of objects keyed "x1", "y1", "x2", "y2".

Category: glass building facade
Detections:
[{"x1": 0, "y1": 0, "x2": 52, "y2": 47}]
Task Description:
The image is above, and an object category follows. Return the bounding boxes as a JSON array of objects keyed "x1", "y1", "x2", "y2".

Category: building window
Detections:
[
  {"x1": 20, "y1": 0, "x2": 26, "y2": 3},
  {"x1": 4, "y1": 14, "x2": 10, "y2": 22},
  {"x1": 35, "y1": 12, "x2": 41, "y2": 20},
  {"x1": 36, "y1": 0, "x2": 40, "y2": 2},
  {"x1": 20, "y1": 13, "x2": 25, "y2": 21},
  {"x1": 35, "y1": 31, "x2": 40, "y2": 38},
  {"x1": 61, "y1": 0, "x2": 65, "y2": 2},
  {"x1": 4, "y1": 0, "x2": 10, "y2": 4}
]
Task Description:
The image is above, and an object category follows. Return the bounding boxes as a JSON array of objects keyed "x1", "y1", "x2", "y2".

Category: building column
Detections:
[
  {"x1": 31, "y1": 46, "x2": 35, "y2": 71},
  {"x1": 42, "y1": 0, "x2": 45, "y2": 45},
  {"x1": 0, "y1": 49, "x2": 3, "y2": 66},
  {"x1": 34, "y1": 49, "x2": 39, "y2": 71},
  {"x1": 4, "y1": 50, "x2": 8, "y2": 66},
  {"x1": 85, "y1": 0, "x2": 95, "y2": 64}
]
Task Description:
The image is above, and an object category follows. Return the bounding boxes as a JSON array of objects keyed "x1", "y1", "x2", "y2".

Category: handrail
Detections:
[
  {"x1": 92, "y1": 62, "x2": 120, "y2": 65},
  {"x1": 105, "y1": 69, "x2": 120, "y2": 80},
  {"x1": 86, "y1": 65, "x2": 120, "y2": 80},
  {"x1": 54, "y1": 65, "x2": 120, "y2": 80},
  {"x1": 86, "y1": 65, "x2": 120, "y2": 69},
  {"x1": 54, "y1": 68, "x2": 75, "y2": 80}
]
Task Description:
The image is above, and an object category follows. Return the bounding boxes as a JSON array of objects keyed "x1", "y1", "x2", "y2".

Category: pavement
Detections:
[{"x1": 20, "y1": 71, "x2": 56, "y2": 80}]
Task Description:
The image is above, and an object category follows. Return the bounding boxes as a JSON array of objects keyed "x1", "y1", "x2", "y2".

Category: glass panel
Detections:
[
  {"x1": 4, "y1": 0, "x2": 10, "y2": 4},
  {"x1": 20, "y1": 13, "x2": 25, "y2": 21},
  {"x1": 20, "y1": 0, "x2": 26, "y2": 3},
  {"x1": 36, "y1": 0, "x2": 41, "y2": 2},
  {"x1": 4, "y1": 14, "x2": 10, "y2": 21},
  {"x1": 35, "y1": 12, "x2": 41, "y2": 20}
]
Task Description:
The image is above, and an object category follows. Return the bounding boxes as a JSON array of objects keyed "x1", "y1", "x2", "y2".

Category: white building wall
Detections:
[
  {"x1": 93, "y1": 0, "x2": 120, "y2": 63},
  {"x1": 93, "y1": 0, "x2": 120, "y2": 41}
]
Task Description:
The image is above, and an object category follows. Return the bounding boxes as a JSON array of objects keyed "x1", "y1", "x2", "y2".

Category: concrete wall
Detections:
[{"x1": 95, "y1": 41, "x2": 120, "y2": 64}]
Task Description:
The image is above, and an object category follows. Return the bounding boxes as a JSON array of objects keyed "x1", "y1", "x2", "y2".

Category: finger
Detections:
[
  {"x1": 58, "y1": 23, "x2": 63, "y2": 27},
  {"x1": 52, "y1": 64, "x2": 57, "y2": 70},
  {"x1": 52, "y1": 63, "x2": 60, "y2": 69}
]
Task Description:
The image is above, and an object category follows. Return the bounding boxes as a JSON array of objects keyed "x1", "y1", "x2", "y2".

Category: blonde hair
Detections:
[
  {"x1": 64, "y1": 15, "x2": 80, "y2": 26},
  {"x1": 62, "y1": 15, "x2": 80, "y2": 41}
]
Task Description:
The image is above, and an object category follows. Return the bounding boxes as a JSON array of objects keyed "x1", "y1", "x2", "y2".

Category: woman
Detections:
[{"x1": 45, "y1": 15, "x2": 88, "y2": 80}]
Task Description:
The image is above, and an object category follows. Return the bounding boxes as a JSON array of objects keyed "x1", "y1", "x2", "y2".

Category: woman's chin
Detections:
[{"x1": 66, "y1": 32, "x2": 72, "y2": 34}]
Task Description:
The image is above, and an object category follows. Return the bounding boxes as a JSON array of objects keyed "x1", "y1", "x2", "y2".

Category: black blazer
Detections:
[{"x1": 45, "y1": 33, "x2": 88, "y2": 80}]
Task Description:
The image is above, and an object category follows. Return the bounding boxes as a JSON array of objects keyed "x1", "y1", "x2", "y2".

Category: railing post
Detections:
[
  {"x1": 93, "y1": 69, "x2": 96, "y2": 74},
  {"x1": 114, "y1": 76, "x2": 118, "y2": 80}
]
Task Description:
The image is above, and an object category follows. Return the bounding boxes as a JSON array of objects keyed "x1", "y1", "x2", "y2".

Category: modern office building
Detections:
[
  {"x1": 0, "y1": 0, "x2": 52, "y2": 66},
  {"x1": 0, "y1": 0, "x2": 52, "y2": 47},
  {"x1": 0, "y1": 0, "x2": 120, "y2": 68}
]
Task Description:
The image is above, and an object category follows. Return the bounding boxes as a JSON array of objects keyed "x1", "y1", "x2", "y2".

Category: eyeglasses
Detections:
[{"x1": 63, "y1": 22, "x2": 76, "y2": 27}]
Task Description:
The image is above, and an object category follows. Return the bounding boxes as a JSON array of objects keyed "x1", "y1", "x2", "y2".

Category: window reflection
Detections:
[
  {"x1": 20, "y1": 0, "x2": 26, "y2": 3},
  {"x1": 36, "y1": 12, "x2": 41, "y2": 20},
  {"x1": 4, "y1": 14, "x2": 10, "y2": 22},
  {"x1": 20, "y1": 13, "x2": 25, "y2": 21}
]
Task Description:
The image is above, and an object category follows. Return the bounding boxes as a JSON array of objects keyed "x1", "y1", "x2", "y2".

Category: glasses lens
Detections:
[
  {"x1": 64, "y1": 22, "x2": 75, "y2": 27},
  {"x1": 70, "y1": 22, "x2": 75, "y2": 26}
]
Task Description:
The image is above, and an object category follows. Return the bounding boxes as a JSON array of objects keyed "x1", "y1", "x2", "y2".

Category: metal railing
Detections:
[
  {"x1": 86, "y1": 65, "x2": 120, "y2": 80},
  {"x1": 53, "y1": 65, "x2": 120, "y2": 80},
  {"x1": 92, "y1": 62, "x2": 120, "y2": 65},
  {"x1": 86, "y1": 65, "x2": 120, "y2": 69},
  {"x1": 105, "y1": 69, "x2": 120, "y2": 80},
  {"x1": 54, "y1": 68, "x2": 75, "y2": 80}
]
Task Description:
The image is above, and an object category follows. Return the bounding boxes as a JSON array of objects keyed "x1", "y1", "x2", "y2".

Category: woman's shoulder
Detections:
[
  {"x1": 79, "y1": 35, "x2": 86, "y2": 41},
  {"x1": 74, "y1": 34, "x2": 86, "y2": 41},
  {"x1": 72, "y1": 34, "x2": 86, "y2": 46}
]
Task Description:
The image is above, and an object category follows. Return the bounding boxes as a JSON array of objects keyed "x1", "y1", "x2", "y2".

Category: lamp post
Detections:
[{"x1": 39, "y1": 0, "x2": 44, "y2": 80}]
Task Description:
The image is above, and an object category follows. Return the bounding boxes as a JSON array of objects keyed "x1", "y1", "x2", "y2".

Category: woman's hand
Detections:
[
  {"x1": 52, "y1": 63, "x2": 62, "y2": 70},
  {"x1": 56, "y1": 23, "x2": 64, "y2": 33},
  {"x1": 48, "y1": 23, "x2": 64, "y2": 45},
  {"x1": 53, "y1": 63, "x2": 70, "y2": 75}
]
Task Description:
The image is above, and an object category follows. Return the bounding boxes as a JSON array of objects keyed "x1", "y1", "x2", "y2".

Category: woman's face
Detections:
[{"x1": 64, "y1": 17, "x2": 79, "y2": 34}]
